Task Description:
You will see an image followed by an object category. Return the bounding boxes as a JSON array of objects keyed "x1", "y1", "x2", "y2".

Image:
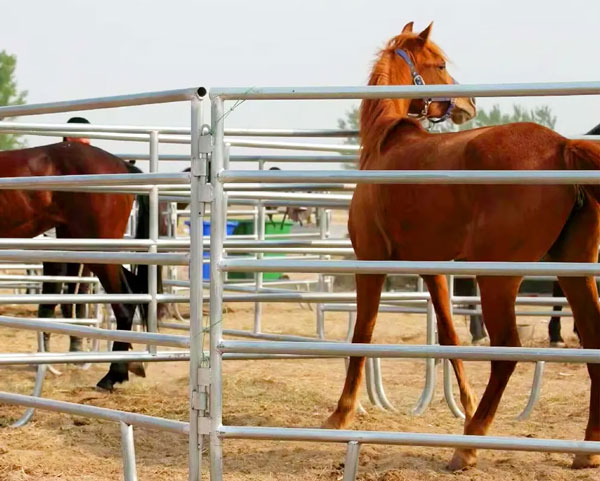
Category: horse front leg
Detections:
[{"x1": 322, "y1": 273, "x2": 385, "y2": 429}]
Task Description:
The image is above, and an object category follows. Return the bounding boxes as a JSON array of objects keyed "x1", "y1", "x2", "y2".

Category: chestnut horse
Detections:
[
  {"x1": 324, "y1": 22, "x2": 600, "y2": 471},
  {"x1": 0, "y1": 141, "x2": 152, "y2": 391}
]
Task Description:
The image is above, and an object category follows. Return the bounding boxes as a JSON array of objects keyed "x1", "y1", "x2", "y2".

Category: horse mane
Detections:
[{"x1": 359, "y1": 33, "x2": 447, "y2": 168}]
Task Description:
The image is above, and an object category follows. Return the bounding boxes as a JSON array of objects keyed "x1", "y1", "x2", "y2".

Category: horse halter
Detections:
[{"x1": 395, "y1": 48, "x2": 456, "y2": 124}]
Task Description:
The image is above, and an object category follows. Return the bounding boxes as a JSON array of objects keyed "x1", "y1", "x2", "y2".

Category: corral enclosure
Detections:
[{"x1": 0, "y1": 80, "x2": 600, "y2": 481}]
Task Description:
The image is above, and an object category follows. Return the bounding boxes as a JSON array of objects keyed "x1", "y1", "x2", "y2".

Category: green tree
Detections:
[
  {"x1": 0, "y1": 51, "x2": 27, "y2": 150},
  {"x1": 338, "y1": 105, "x2": 360, "y2": 145}
]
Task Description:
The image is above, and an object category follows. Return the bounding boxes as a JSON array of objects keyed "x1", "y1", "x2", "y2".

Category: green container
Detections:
[{"x1": 228, "y1": 217, "x2": 293, "y2": 280}]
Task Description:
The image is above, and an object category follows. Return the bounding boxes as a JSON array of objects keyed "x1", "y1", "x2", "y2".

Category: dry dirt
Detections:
[{"x1": 0, "y1": 299, "x2": 596, "y2": 481}]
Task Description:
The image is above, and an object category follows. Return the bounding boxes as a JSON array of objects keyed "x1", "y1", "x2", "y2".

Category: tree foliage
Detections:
[
  {"x1": 0, "y1": 51, "x2": 27, "y2": 150},
  {"x1": 338, "y1": 105, "x2": 360, "y2": 145}
]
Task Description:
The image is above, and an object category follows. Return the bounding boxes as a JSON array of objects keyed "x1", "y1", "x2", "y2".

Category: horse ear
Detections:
[
  {"x1": 402, "y1": 22, "x2": 414, "y2": 33},
  {"x1": 418, "y1": 22, "x2": 433, "y2": 43}
]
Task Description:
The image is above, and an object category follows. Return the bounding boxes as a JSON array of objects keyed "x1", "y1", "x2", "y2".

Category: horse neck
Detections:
[{"x1": 359, "y1": 51, "x2": 413, "y2": 168}]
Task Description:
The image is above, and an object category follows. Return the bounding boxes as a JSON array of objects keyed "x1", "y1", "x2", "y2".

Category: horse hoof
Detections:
[
  {"x1": 128, "y1": 362, "x2": 146, "y2": 378},
  {"x1": 572, "y1": 454, "x2": 600, "y2": 469},
  {"x1": 471, "y1": 337, "x2": 488, "y2": 346},
  {"x1": 550, "y1": 341, "x2": 566, "y2": 348},
  {"x1": 95, "y1": 376, "x2": 115, "y2": 392},
  {"x1": 448, "y1": 449, "x2": 477, "y2": 472},
  {"x1": 321, "y1": 412, "x2": 347, "y2": 430}
]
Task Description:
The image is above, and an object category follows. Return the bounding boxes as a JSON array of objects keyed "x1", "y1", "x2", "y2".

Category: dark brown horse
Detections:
[
  {"x1": 38, "y1": 121, "x2": 166, "y2": 353},
  {"x1": 0, "y1": 141, "x2": 152, "y2": 391},
  {"x1": 324, "y1": 22, "x2": 600, "y2": 471}
]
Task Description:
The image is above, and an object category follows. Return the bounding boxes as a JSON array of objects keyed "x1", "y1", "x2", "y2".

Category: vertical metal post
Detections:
[
  {"x1": 316, "y1": 207, "x2": 327, "y2": 339},
  {"x1": 210, "y1": 96, "x2": 226, "y2": 481},
  {"x1": 148, "y1": 131, "x2": 159, "y2": 354},
  {"x1": 516, "y1": 361, "x2": 545, "y2": 420},
  {"x1": 342, "y1": 441, "x2": 361, "y2": 481},
  {"x1": 412, "y1": 299, "x2": 436, "y2": 415},
  {"x1": 120, "y1": 422, "x2": 138, "y2": 481},
  {"x1": 188, "y1": 96, "x2": 205, "y2": 481},
  {"x1": 253, "y1": 160, "x2": 265, "y2": 333}
]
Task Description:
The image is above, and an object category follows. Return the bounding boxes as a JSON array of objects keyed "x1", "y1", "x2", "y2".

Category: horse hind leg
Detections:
[
  {"x1": 61, "y1": 263, "x2": 87, "y2": 352},
  {"x1": 557, "y1": 276, "x2": 600, "y2": 468},
  {"x1": 89, "y1": 263, "x2": 142, "y2": 391},
  {"x1": 548, "y1": 281, "x2": 566, "y2": 346},
  {"x1": 449, "y1": 275, "x2": 522, "y2": 471},
  {"x1": 423, "y1": 274, "x2": 478, "y2": 421},
  {"x1": 322, "y1": 273, "x2": 385, "y2": 429},
  {"x1": 38, "y1": 262, "x2": 66, "y2": 351}
]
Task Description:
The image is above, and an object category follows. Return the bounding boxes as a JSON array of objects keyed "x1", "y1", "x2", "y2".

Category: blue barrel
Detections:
[{"x1": 185, "y1": 220, "x2": 238, "y2": 280}]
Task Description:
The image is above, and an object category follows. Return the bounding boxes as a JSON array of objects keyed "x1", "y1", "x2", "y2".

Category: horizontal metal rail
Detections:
[
  {"x1": 225, "y1": 128, "x2": 358, "y2": 137},
  {"x1": 226, "y1": 139, "x2": 359, "y2": 153},
  {"x1": 0, "y1": 293, "x2": 188, "y2": 304},
  {"x1": 0, "y1": 250, "x2": 187, "y2": 265},
  {"x1": 227, "y1": 192, "x2": 352, "y2": 202},
  {"x1": 0, "y1": 172, "x2": 189, "y2": 190},
  {"x1": 0, "y1": 123, "x2": 358, "y2": 138},
  {"x1": 0, "y1": 350, "x2": 190, "y2": 365},
  {"x1": 0, "y1": 87, "x2": 205, "y2": 117},
  {"x1": 224, "y1": 183, "x2": 354, "y2": 191},
  {"x1": 0, "y1": 392, "x2": 189, "y2": 434},
  {"x1": 220, "y1": 259, "x2": 600, "y2": 276},
  {"x1": 0, "y1": 121, "x2": 191, "y2": 135},
  {"x1": 0, "y1": 317, "x2": 99, "y2": 325},
  {"x1": 0, "y1": 316, "x2": 189, "y2": 347},
  {"x1": 219, "y1": 425, "x2": 600, "y2": 455},
  {"x1": 322, "y1": 304, "x2": 573, "y2": 318},
  {"x1": 0, "y1": 274, "x2": 98, "y2": 283},
  {"x1": 210, "y1": 81, "x2": 600, "y2": 100},
  {"x1": 220, "y1": 169, "x2": 600, "y2": 184},
  {"x1": 229, "y1": 154, "x2": 358, "y2": 163},
  {"x1": 219, "y1": 340, "x2": 600, "y2": 363}
]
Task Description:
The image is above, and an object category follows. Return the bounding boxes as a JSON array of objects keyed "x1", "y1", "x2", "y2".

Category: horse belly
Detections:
[
  {"x1": 378, "y1": 184, "x2": 471, "y2": 260},
  {"x1": 0, "y1": 191, "x2": 59, "y2": 238}
]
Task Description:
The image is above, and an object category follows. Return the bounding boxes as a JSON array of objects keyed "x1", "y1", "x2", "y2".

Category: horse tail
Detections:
[{"x1": 564, "y1": 139, "x2": 600, "y2": 203}]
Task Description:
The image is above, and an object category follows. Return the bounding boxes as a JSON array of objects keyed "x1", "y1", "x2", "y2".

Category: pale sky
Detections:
[{"x1": 3, "y1": 0, "x2": 600, "y2": 171}]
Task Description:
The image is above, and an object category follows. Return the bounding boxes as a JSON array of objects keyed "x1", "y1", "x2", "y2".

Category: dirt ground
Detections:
[{"x1": 0, "y1": 299, "x2": 596, "y2": 481}]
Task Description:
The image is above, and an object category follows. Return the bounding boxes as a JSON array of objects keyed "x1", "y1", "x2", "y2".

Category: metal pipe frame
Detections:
[
  {"x1": 0, "y1": 122, "x2": 358, "y2": 138},
  {"x1": 0, "y1": 391, "x2": 189, "y2": 434},
  {"x1": 219, "y1": 425, "x2": 600, "y2": 455},
  {"x1": 0, "y1": 351, "x2": 190, "y2": 365},
  {"x1": 120, "y1": 422, "x2": 138, "y2": 481},
  {"x1": 0, "y1": 249, "x2": 187, "y2": 265},
  {"x1": 220, "y1": 258, "x2": 600, "y2": 277},
  {"x1": 210, "y1": 81, "x2": 600, "y2": 100},
  {"x1": 0, "y1": 86, "x2": 205, "y2": 117},
  {"x1": 209, "y1": 95, "x2": 226, "y2": 480},
  {"x1": 229, "y1": 154, "x2": 358, "y2": 163},
  {"x1": 219, "y1": 340, "x2": 600, "y2": 363},
  {"x1": 148, "y1": 131, "x2": 160, "y2": 355},
  {"x1": 221, "y1": 169, "x2": 600, "y2": 185},
  {"x1": 188, "y1": 96, "x2": 207, "y2": 481},
  {"x1": 0, "y1": 316, "x2": 189, "y2": 348}
]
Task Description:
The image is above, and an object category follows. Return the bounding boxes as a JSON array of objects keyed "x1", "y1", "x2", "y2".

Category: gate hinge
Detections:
[
  {"x1": 194, "y1": 367, "x2": 211, "y2": 435},
  {"x1": 198, "y1": 184, "x2": 213, "y2": 203},
  {"x1": 198, "y1": 133, "x2": 213, "y2": 154}
]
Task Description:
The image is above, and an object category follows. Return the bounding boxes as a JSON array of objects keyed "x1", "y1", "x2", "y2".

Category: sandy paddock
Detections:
[{"x1": 0, "y1": 298, "x2": 595, "y2": 481}]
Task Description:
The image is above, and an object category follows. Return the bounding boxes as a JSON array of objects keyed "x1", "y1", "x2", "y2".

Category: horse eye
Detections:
[{"x1": 438, "y1": 64, "x2": 446, "y2": 71}]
